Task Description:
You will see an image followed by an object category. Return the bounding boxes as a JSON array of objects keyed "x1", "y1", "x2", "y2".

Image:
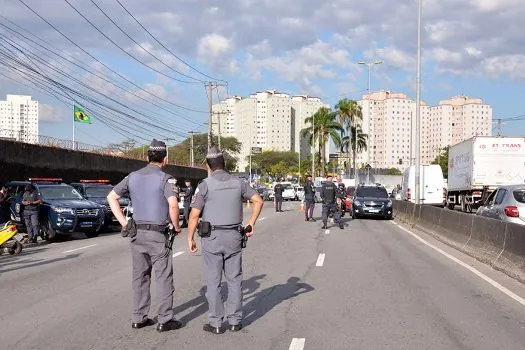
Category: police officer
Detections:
[
  {"x1": 181, "y1": 179, "x2": 193, "y2": 228},
  {"x1": 187, "y1": 146, "x2": 263, "y2": 334},
  {"x1": 274, "y1": 179, "x2": 284, "y2": 212},
  {"x1": 0, "y1": 183, "x2": 8, "y2": 224},
  {"x1": 320, "y1": 175, "x2": 344, "y2": 230},
  {"x1": 337, "y1": 179, "x2": 347, "y2": 217},
  {"x1": 22, "y1": 183, "x2": 41, "y2": 243},
  {"x1": 303, "y1": 175, "x2": 316, "y2": 222},
  {"x1": 107, "y1": 139, "x2": 182, "y2": 333}
]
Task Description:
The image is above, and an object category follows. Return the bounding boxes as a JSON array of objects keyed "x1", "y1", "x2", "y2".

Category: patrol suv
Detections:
[
  {"x1": 71, "y1": 179, "x2": 130, "y2": 228},
  {"x1": 5, "y1": 178, "x2": 105, "y2": 240}
]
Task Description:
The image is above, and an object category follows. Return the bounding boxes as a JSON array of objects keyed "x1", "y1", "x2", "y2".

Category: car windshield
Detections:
[
  {"x1": 355, "y1": 187, "x2": 389, "y2": 198},
  {"x1": 346, "y1": 187, "x2": 356, "y2": 196},
  {"x1": 284, "y1": 185, "x2": 293, "y2": 190},
  {"x1": 513, "y1": 189, "x2": 525, "y2": 203},
  {"x1": 296, "y1": 188, "x2": 304, "y2": 192},
  {"x1": 256, "y1": 188, "x2": 267, "y2": 194},
  {"x1": 85, "y1": 186, "x2": 112, "y2": 197},
  {"x1": 39, "y1": 185, "x2": 84, "y2": 200}
]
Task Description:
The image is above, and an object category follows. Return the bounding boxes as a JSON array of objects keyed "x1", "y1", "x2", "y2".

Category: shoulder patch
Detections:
[{"x1": 167, "y1": 178, "x2": 176, "y2": 184}]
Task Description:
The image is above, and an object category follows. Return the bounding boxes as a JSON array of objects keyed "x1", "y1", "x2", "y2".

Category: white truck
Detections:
[{"x1": 447, "y1": 136, "x2": 525, "y2": 212}]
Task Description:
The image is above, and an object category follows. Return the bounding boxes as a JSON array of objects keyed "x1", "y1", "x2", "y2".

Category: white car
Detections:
[
  {"x1": 282, "y1": 185, "x2": 296, "y2": 201},
  {"x1": 296, "y1": 187, "x2": 305, "y2": 201}
]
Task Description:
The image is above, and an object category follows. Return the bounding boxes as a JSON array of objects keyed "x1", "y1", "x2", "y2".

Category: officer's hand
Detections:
[{"x1": 188, "y1": 239, "x2": 198, "y2": 254}]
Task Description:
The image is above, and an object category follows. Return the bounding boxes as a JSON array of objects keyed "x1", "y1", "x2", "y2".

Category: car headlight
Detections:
[
  {"x1": 52, "y1": 207, "x2": 74, "y2": 215},
  {"x1": 354, "y1": 200, "x2": 362, "y2": 206},
  {"x1": 386, "y1": 200, "x2": 393, "y2": 207}
]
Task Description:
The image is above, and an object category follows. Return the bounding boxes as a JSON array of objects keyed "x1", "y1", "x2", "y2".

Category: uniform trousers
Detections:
[
  {"x1": 322, "y1": 203, "x2": 342, "y2": 226},
  {"x1": 130, "y1": 229, "x2": 174, "y2": 324},
  {"x1": 275, "y1": 196, "x2": 283, "y2": 212},
  {"x1": 201, "y1": 229, "x2": 243, "y2": 328},
  {"x1": 23, "y1": 211, "x2": 39, "y2": 240},
  {"x1": 305, "y1": 198, "x2": 315, "y2": 219}
]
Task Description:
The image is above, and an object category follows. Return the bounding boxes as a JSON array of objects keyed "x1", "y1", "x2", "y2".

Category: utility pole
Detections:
[
  {"x1": 495, "y1": 119, "x2": 504, "y2": 137},
  {"x1": 189, "y1": 131, "x2": 197, "y2": 167},
  {"x1": 205, "y1": 82, "x2": 227, "y2": 176},
  {"x1": 311, "y1": 114, "x2": 315, "y2": 178},
  {"x1": 164, "y1": 138, "x2": 176, "y2": 164},
  {"x1": 414, "y1": 0, "x2": 422, "y2": 205}
]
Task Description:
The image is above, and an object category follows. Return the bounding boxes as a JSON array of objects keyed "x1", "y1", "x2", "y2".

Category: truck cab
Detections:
[{"x1": 5, "y1": 178, "x2": 105, "y2": 240}]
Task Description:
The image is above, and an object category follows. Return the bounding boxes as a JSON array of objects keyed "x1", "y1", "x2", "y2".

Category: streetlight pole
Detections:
[
  {"x1": 414, "y1": 0, "x2": 422, "y2": 205},
  {"x1": 311, "y1": 114, "x2": 315, "y2": 179},
  {"x1": 358, "y1": 59, "x2": 383, "y2": 184}
]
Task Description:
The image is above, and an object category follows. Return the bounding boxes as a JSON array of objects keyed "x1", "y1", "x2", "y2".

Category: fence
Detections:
[{"x1": 0, "y1": 128, "x2": 199, "y2": 166}]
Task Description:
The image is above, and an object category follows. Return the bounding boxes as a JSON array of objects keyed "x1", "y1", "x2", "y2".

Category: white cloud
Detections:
[
  {"x1": 482, "y1": 55, "x2": 525, "y2": 79},
  {"x1": 197, "y1": 33, "x2": 232, "y2": 59},
  {"x1": 39, "y1": 103, "x2": 62, "y2": 123}
]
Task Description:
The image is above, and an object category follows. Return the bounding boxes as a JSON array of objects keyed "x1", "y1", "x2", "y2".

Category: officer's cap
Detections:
[
  {"x1": 149, "y1": 139, "x2": 167, "y2": 152},
  {"x1": 206, "y1": 145, "x2": 224, "y2": 159}
]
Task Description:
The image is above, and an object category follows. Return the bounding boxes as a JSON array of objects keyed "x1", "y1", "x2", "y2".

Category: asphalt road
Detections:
[{"x1": 2, "y1": 202, "x2": 525, "y2": 349}]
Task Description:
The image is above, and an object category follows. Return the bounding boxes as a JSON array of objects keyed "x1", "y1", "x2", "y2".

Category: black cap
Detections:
[
  {"x1": 149, "y1": 139, "x2": 167, "y2": 152},
  {"x1": 206, "y1": 145, "x2": 223, "y2": 159}
]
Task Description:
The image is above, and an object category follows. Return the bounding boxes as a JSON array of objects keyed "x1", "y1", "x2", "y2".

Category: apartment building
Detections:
[
  {"x1": 357, "y1": 92, "x2": 492, "y2": 170},
  {"x1": 212, "y1": 90, "x2": 328, "y2": 172},
  {"x1": 0, "y1": 94, "x2": 39, "y2": 144}
]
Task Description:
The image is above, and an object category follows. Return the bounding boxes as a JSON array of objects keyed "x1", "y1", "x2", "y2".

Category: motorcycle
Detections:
[{"x1": 0, "y1": 221, "x2": 24, "y2": 255}]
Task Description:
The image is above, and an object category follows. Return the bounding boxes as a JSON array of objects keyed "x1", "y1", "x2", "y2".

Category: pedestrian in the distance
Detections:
[
  {"x1": 22, "y1": 183, "x2": 41, "y2": 243},
  {"x1": 107, "y1": 139, "x2": 182, "y2": 333},
  {"x1": 181, "y1": 179, "x2": 193, "y2": 228},
  {"x1": 303, "y1": 175, "x2": 316, "y2": 222},
  {"x1": 187, "y1": 146, "x2": 264, "y2": 334},
  {"x1": 274, "y1": 179, "x2": 284, "y2": 212}
]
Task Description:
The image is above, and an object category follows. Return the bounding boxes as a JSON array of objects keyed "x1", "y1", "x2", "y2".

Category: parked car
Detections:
[
  {"x1": 4, "y1": 178, "x2": 105, "y2": 240},
  {"x1": 476, "y1": 184, "x2": 525, "y2": 225},
  {"x1": 282, "y1": 184, "x2": 296, "y2": 201},
  {"x1": 296, "y1": 187, "x2": 305, "y2": 201},
  {"x1": 256, "y1": 188, "x2": 271, "y2": 201},
  {"x1": 353, "y1": 185, "x2": 393, "y2": 220}
]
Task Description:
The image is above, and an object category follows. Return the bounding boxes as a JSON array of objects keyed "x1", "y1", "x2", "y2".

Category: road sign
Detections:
[
  {"x1": 365, "y1": 164, "x2": 372, "y2": 170},
  {"x1": 251, "y1": 147, "x2": 262, "y2": 154}
]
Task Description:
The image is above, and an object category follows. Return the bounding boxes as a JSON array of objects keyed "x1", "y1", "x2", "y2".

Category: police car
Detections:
[
  {"x1": 5, "y1": 178, "x2": 105, "y2": 240},
  {"x1": 70, "y1": 179, "x2": 130, "y2": 227}
]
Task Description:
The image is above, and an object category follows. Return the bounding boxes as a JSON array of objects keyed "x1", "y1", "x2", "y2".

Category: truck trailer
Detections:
[{"x1": 447, "y1": 136, "x2": 525, "y2": 212}]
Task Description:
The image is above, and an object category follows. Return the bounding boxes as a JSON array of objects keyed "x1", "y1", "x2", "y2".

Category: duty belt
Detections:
[
  {"x1": 211, "y1": 223, "x2": 242, "y2": 231},
  {"x1": 136, "y1": 223, "x2": 167, "y2": 232}
]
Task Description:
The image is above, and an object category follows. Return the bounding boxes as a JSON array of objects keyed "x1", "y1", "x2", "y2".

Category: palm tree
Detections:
[
  {"x1": 340, "y1": 125, "x2": 368, "y2": 174},
  {"x1": 300, "y1": 107, "x2": 343, "y2": 176},
  {"x1": 335, "y1": 98, "x2": 363, "y2": 176}
]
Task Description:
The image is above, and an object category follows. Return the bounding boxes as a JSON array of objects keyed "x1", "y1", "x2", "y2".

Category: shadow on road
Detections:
[
  {"x1": 0, "y1": 253, "x2": 81, "y2": 273},
  {"x1": 174, "y1": 274, "x2": 266, "y2": 325},
  {"x1": 243, "y1": 276, "x2": 314, "y2": 326}
]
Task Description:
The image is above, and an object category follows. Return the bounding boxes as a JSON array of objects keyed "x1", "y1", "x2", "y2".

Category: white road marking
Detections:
[
  {"x1": 172, "y1": 251, "x2": 184, "y2": 258},
  {"x1": 289, "y1": 338, "x2": 306, "y2": 350},
  {"x1": 391, "y1": 221, "x2": 525, "y2": 308},
  {"x1": 259, "y1": 217, "x2": 266, "y2": 222},
  {"x1": 316, "y1": 253, "x2": 325, "y2": 267},
  {"x1": 325, "y1": 229, "x2": 330, "y2": 235},
  {"x1": 63, "y1": 244, "x2": 96, "y2": 254}
]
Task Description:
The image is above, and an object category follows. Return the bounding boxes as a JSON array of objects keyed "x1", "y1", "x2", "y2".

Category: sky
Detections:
[{"x1": 0, "y1": 0, "x2": 524, "y2": 148}]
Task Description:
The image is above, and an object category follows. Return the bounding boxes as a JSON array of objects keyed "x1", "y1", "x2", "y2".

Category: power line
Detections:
[
  {"x1": 0, "y1": 19, "x2": 206, "y2": 128},
  {"x1": 12, "y1": 2, "x2": 208, "y2": 114},
  {"x1": 88, "y1": 0, "x2": 206, "y2": 83},
  {"x1": 114, "y1": 0, "x2": 226, "y2": 84}
]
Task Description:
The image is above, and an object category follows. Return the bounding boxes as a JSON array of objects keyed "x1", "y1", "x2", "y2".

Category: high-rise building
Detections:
[
  {"x1": 0, "y1": 94, "x2": 39, "y2": 144},
  {"x1": 212, "y1": 90, "x2": 328, "y2": 172},
  {"x1": 357, "y1": 92, "x2": 492, "y2": 170}
]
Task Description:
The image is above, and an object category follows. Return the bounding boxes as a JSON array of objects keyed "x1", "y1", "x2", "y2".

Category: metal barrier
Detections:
[{"x1": 393, "y1": 200, "x2": 525, "y2": 283}]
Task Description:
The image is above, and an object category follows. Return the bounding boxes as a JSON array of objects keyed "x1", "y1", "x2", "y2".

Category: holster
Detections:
[
  {"x1": 165, "y1": 226, "x2": 176, "y2": 250},
  {"x1": 197, "y1": 220, "x2": 212, "y2": 237},
  {"x1": 122, "y1": 218, "x2": 138, "y2": 241}
]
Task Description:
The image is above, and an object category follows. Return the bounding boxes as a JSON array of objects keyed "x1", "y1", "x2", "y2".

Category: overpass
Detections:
[{"x1": 0, "y1": 139, "x2": 207, "y2": 184}]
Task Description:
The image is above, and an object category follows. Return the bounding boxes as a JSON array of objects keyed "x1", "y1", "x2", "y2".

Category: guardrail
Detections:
[{"x1": 393, "y1": 201, "x2": 525, "y2": 283}]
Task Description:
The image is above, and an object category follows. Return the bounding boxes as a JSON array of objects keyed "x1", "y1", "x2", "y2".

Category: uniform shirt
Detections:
[
  {"x1": 304, "y1": 180, "x2": 315, "y2": 199},
  {"x1": 190, "y1": 170, "x2": 257, "y2": 212},
  {"x1": 113, "y1": 164, "x2": 178, "y2": 224},
  {"x1": 337, "y1": 184, "x2": 346, "y2": 199},
  {"x1": 183, "y1": 186, "x2": 193, "y2": 204},
  {"x1": 320, "y1": 182, "x2": 338, "y2": 204},
  {"x1": 274, "y1": 183, "x2": 283, "y2": 197},
  {"x1": 22, "y1": 191, "x2": 41, "y2": 212}
]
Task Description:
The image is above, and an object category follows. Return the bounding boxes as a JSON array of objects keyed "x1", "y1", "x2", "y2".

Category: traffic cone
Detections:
[{"x1": 300, "y1": 200, "x2": 304, "y2": 212}]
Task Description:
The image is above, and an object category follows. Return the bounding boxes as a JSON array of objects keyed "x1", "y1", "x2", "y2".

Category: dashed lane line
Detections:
[
  {"x1": 324, "y1": 229, "x2": 330, "y2": 235},
  {"x1": 172, "y1": 251, "x2": 184, "y2": 258},
  {"x1": 316, "y1": 253, "x2": 325, "y2": 267},
  {"x1": 289, "y1": 338, "x2": 306, "y2": 350},
  {"x1": 63, "y1": 244, "x2": 96, "y2": 254},
  {"x1": 391, "y1": 221, "x2": 525, "y2": 308}
]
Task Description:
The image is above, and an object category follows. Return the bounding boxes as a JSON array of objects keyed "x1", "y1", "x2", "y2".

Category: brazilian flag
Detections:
[{"x1": 74, "y1": 105, "x2": 92, "y2": 124}]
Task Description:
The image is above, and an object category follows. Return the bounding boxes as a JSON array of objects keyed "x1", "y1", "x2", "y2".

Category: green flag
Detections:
[{"x1": 74, "y1": 105, "x2": 92, "y2": 124}]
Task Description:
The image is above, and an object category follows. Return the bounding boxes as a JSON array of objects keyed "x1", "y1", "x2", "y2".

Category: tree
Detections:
[
  {"x1": 249, "y1": 150, "x2": 299, "y2": 175},
  {"x1": 340, "y1": 125, "x2": 368, "y2": 175},
  {"x1": 432, "y1": 146, "x2": 449, "y2": 178},
  {"x1": 108, "y1": 139, "x2": 137, "y2": 154},
  {"x1": 385, "y1": 168, "x2": 402, "y2": 175},
  {"x1": 300, "y1": 107, "x2": 343, "y2": 176},
  {"x1": 335, "y1": 99, "x2": 363, "y2": 175},
  {"x1": 269, "y1": 161, "x2": 289, "y2": 179}
]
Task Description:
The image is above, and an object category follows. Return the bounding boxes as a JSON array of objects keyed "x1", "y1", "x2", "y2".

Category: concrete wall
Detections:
[
  {"x1": 0, "y1": 139, "x2": 207, "y2": 184},
  {"x1": 393, "y1": 201, "x2": 525, "y2": 283}
]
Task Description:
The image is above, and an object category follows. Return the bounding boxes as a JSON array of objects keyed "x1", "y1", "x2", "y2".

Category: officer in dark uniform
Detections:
[
  {"x1": 22, "y1": 183, "x2": 41, "y2": 243},
  {"x1": 0, "y1": 183, "x2": 9, "y2": 224},
  {"x1": 337, "y1": 179, "x2": 347, "y2": 217},
  {"x1": 181, "y1": 179, "x2": 193, "y2": 228},
  {"x1": 187, "y1": 146, "x2": 264, "y2": 334},
  {"x1": 273, "y1": 179, "x2": 284, "y2": 212},
  {"x1": 320, "y1": 175, "x2": 344, "y2": 230},
  {"x1": 303, "y1": 175, "x2": 316, "y2": 222},
  {"x1": 107, "y1": 139, "x2": 182, "y2": 333}
]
